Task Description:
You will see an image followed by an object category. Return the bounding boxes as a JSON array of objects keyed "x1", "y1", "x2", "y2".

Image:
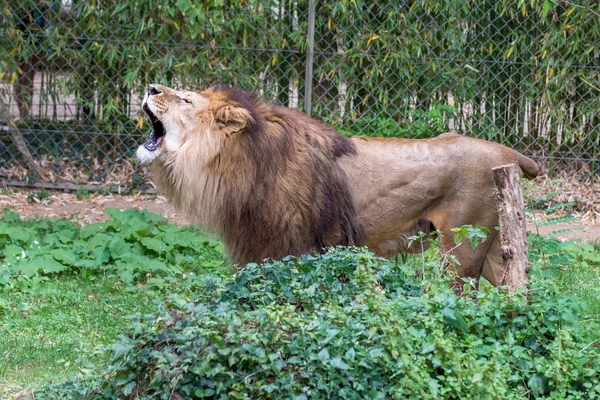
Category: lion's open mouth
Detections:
[{"x1": 143, "y1": 103, "x2": 165, "y2": 152}]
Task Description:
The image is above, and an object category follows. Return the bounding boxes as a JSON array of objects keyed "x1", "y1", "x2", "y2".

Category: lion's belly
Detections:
[{"x1": 358, "y1": 210, "x2": 433, "y2": 258}]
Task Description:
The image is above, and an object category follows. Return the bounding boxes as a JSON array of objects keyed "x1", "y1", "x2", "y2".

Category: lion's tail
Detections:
[{"x1": 516, "y1": 153, "x2": 540, "y2": 180}]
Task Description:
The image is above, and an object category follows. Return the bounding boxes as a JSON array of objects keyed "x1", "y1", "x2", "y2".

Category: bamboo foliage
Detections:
[{"x1": 0, "y1": 0, "x2": 598, "y2": 167}]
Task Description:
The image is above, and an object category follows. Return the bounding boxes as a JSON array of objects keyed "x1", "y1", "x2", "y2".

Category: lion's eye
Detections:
[{"x1": 182, "y1": 98, "x2": 192, "y2": 104}]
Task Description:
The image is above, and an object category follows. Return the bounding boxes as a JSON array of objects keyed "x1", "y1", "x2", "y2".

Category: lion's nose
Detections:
[{"x1": 148, "y1": 85, "x2": 162, "y2": 96}]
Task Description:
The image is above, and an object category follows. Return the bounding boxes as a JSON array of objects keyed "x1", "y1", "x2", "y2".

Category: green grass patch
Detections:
[
  {"x1": 529, "y1": 233, "x2": 600, "y2": 317},
  {"x1": 0, "y1": 277, "x2": 159, "y2": 386}
]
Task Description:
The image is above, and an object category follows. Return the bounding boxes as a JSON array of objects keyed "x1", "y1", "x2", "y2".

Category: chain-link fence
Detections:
[{"x1": 1, "y1": 0, "x2": 599, "y2": 190}]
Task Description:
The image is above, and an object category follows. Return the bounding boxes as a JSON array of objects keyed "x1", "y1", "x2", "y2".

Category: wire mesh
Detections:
[{"x1": 1, "y1": 0, "x2": 599, "y2": 189}]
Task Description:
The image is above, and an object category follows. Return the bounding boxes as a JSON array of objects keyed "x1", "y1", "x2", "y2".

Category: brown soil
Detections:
[
  {"x1": 526, "y1": 222, "x2": 600, "y2": 243},
  {"x1": 1, "y1": 189, "x2": 598, "y2": 243},
  {"x1": 0, "y1": 191, "x2": 187, "y2": 226}
]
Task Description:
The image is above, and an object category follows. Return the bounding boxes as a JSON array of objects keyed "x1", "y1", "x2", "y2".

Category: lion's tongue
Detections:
[{"x1": 144, "y1": 134, "x2": 164, "y2": 151}]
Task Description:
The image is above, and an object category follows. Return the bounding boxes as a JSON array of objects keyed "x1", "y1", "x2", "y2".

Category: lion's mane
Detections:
[{"x1": 149, "y1": 87, "x2": 364, "y2": 265}]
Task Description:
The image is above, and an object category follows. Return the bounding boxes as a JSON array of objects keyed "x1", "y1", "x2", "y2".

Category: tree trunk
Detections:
[
  {"x1": 0, "y1": 95, "x2": 50, "y2": 182},
  {"x1": 492, "y1": 164, "x2": 529, "y2": 293}
]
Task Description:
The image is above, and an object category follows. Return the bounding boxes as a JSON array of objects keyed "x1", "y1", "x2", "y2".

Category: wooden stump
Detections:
[{"x1": 492, "y1": 164, "x2": 529, "y2": 293}]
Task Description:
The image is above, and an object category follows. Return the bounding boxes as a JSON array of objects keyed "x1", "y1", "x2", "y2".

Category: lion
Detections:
[{"x1": 136, "y1": 84, "x2": 539, "y2": 288}]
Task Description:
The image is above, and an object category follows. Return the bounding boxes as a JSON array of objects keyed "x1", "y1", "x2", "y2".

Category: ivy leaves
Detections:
[{"x1": 35, "y1": 247, "x2": 600, "y2": 399}]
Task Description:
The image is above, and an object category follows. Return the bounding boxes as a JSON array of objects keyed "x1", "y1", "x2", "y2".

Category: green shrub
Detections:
[
  {"x1": 37, "y1": 248, "x2": 600, "y2": 399},
  {"x1": 0, "y1": 209, "x2": 226, "y2": 290},
  {"x1": 336, "y1": 104, "x2": 458, "y2": 139}
]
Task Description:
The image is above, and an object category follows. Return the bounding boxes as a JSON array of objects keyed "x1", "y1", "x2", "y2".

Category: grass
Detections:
[
  {"x1": 528, "y1": 233, "x2": 600, "y2": 317},
  {"x1": 549, "y1": 257, "x2": 600, "y2": 317},
  {"x1": 0, "y1": 277, "x2": 159, "y2": 393},
  {"x1": 0, "y1": 270, "x2": 233, "y2": 398},
  {"x1": 0, "y1": 212, "x2": 599, "y2": 398}
]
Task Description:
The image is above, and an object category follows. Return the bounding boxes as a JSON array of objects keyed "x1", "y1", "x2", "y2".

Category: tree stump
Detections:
[{"x1": 492, "y1": 164, "x2": 529, "y2": 293}]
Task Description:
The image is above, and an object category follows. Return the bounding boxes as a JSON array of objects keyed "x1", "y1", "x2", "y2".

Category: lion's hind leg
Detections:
[{"x1": 378, "y1": 219, "x2": 435, "y2": 259}]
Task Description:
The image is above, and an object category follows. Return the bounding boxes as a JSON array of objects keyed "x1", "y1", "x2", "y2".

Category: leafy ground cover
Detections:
[
  {"x1": 37, "y1": 248, "x2": 600, "y2": 399},
  {"x1": 0, "y1": 209, "x2": 229, "y2": 397},
  {"x1": 0, "y1": 209, "x2": 599, "y2": 399},
  {"x1": 0, "y1": 208, "x2": 226, "y2": 288}
]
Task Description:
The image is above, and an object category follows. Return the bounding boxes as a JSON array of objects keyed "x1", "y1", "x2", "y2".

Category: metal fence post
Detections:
[{"x1": 304, "y1": 0, "x2": 315, "y2": 117}]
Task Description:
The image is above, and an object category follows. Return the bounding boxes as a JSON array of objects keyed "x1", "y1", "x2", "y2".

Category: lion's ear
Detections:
[{"x1": 214, "y1": 106, "x2": 253, "y2": 136}]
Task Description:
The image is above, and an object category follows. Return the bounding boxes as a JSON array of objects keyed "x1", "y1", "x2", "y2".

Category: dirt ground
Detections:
[
  {"x1": 0, "y1": 189, "x2": 598, "y2": 243},
  {"x1": 0, "y1": 191, "x2": 187, "y2": 225}
]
